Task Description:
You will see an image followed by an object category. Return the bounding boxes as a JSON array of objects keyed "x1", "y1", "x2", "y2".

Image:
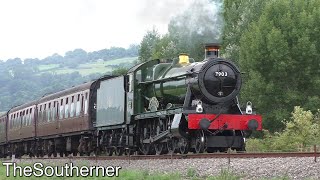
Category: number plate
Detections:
[{"x1": 215, "y1": 72, "x2": 228, "y2": 77}]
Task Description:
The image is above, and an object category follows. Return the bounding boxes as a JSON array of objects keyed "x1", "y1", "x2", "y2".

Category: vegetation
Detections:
[
  {"x1": 37, "y1": 57, "x2": 136, "y2": 76},
  {"x1": 0, "y1": 46, "x2": 138, "y2": 112},
  {"x1": 0, "y1": 164, "x2": 243, "y2": 180},
  {"x1": 222, "y1": 0, "x2": 320, "y2": 132},
  {"x1": 246, "y1": 107, "x2": 320, "y2": 152},
  {"x1": 0, "y1": 164, "x2": 296, "y2": 180}
]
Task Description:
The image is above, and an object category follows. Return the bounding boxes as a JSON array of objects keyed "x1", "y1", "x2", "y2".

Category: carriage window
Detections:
[
  {"x1": 12, "y1": 114, "x2": 14, "y2": 129},
  {"x1": 27, "y1": 109, "x2": 30, "y2": 126},
  {"x1": 47, "y1": 103, "x2": 51, "y2": 122},
  {"x1": 24, "y1": 110, "x2": 26, "y2": 126},
  {"x1": 21, "y1": 111, "x2": 24, "y2": 126},
  {"x1": 14, "y1": 113, "x2": 16, "y2": 129},
  {"x1": 39, "y1": 105, "x2": 42, "y2": 122},
  {"x1": 65, "y1": 97, "x2": 69, "y2": 118},
  {"x1": 70, "y1": 96, "x2": 75, "y2": 118},
  {"x1": 81, "y1": 94, "x2": 84, "y2": 114},
  {"x1": 17, "y1": 112, "x2": 21, "y2": 128},
  {"x1": 23, "y1": 110, "x2": 26, "y2": 126},
  {"x1": 60, "y1": 99, "x2": 64, "y2": 119},
  {"x1": 25, "y1": 110, "x2": 27, "y2": 126},
  {"x1": 43, "y1": 104, "x2": 47, "y2": 123},
  {"x1": 29, "y1": 108, "x2": 32, "y2": 126},
  {"x1": 20, "y1": 111, "x2": 23, "y2": 128},
  {"x1": 84, "y1": 92, "x2": 88, "y2": 115},
  {"x1": 76, "y1": 94, "x2": 81, "y2": 116},
  {"x1": 52, "y1": 102, "x2": 56, "y2": 121},
  {"x1": 16, "y1": 113, "x2": 19, "y2": 128},
  {"x1": 16, "y1": 113, "x2": 18, "y2": 128},
  {"x1": 14, "y1": 113, "x2": 17, "y2": 128}
]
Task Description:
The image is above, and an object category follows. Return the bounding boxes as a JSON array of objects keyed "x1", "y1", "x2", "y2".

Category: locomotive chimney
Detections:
[{"x1": 205, "y1": 43, "x2": 220, "y2": 59}]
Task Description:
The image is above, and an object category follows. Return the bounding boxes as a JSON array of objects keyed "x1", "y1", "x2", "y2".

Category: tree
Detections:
[
  {"x1": 138, "y1": 29, "x2": 160, "y2": 62},
  {"x1": 272, "y1": 107, "x2": 320, "y2": 150},
  {"x1": 221, "y1": 0, "x2": 267, "y2": 63},
  {"x1": 42, "y1": 54, "x2": 63, "y2": 64},
  {"x1": 64, "y1": 48, "x2": 88, "y2": 67},
  {"x1": 238, "y1": 0, "x2": 320, "y2": 131},
  {"x1": 112, "y1": 67, "x2": 128, "y2": 76}
]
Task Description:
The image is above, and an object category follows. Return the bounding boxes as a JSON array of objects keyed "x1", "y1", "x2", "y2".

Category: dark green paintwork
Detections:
[{"x1": 96, "y1": 76, "x2": 125, "y2": 126}]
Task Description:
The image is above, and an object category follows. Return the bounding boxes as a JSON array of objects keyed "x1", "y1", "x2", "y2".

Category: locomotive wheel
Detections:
[
  {"x1": 178, "y1": 138, "x2": 189, "y2": 154},
  {"x1": 40, "y1": 151, "x2": 44, "y2": 157},
  {"x1": 124, "y1": 148, "x2": 134, "y2": 155},
  {"x1": 154, "y1": 143, "x2": 165, "y2": 155},
  {"x1": 72, "y1": 151, "x2": 77, "y2": 156},
  {"x1": 115, "y1": 147, "x2": 124, "y2": 156},
  {"x1": 106, "y1": 147, "x2": 114, "y2": 156},
  {"x1": 86, "y1": 151, "x2": 91, "y2": 156},
  {"x1": 139, "y1": 125, "x2": 153, "y2": 155},
  {"x1": 154, "y1": 120, "x2": 167, "y2": 155},
  {"x1": 139, "y1": 143, "x2": 151, "y2": 155},
  {"x1": 195, "y1": 133, "x2": 205, "y2": 154},
  {"x1": 115, "y1": 130, "x2": 125, "y2": 156},
  {"x1": 195, "y1": 139, "x2": 204, "y2": 153},
  {"x1": 28, "y1": 152, "x2": 34, "y2": 158},
  {"x1": 64, "y1": 151, "x2": 70, "y2": 157},
  {"x1": 166, "y1": 138, "x2": 177, "y2": 154}
]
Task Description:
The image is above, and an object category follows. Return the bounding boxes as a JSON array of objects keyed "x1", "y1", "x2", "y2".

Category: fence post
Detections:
[
  {"x1": 228, "y1": 148, "x2": 231, "y2": 165},
  {"x1": 314, "y1": 145, "x2": 317, "y2": 163}
]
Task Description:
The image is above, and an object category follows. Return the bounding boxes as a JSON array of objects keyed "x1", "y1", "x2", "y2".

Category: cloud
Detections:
[{"x1": 0, "y1": 0, "x2": 195, "y2": 60}]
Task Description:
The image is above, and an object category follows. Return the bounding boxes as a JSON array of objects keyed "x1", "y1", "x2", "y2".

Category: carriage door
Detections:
[{"x1": 126, "y1": 73, "x2": 134, "y2": 124}]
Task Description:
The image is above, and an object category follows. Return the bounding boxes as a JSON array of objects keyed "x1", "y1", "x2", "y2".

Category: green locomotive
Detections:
[{"x1": 95, "y1": 44, "x2": 262, "y2": 155}]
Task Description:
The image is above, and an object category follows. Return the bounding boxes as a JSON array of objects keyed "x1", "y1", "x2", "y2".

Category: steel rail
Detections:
[{"x1": 7, "y1": 152, "x2": 319, "y2": 161}]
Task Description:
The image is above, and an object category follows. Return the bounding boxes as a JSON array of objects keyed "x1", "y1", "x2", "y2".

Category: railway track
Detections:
[{"x1": 7, "y1": 152, "x2": 319, "y2": 161}]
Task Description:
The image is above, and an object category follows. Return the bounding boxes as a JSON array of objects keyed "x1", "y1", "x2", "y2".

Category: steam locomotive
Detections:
[{"x1": 0, "y1": 44, "x2": 262, "y2": 157}]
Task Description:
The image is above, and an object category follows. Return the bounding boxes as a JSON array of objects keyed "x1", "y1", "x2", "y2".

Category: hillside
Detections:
[
  {"x1": 0, "y1": 46, "x2": 139, "y2": 112},
  {"x1": 37, "y1": 57, "x2": 137, "y2": 76}
]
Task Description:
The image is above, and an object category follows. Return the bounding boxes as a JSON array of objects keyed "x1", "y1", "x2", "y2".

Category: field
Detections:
[{"x1": 37, "y1": 57, "x2": 137, "y2": 76}]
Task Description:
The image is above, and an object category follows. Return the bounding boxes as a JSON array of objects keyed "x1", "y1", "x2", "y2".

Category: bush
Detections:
[{"x1": 246, "y1": 106, "x2": 320, "y2": 152}]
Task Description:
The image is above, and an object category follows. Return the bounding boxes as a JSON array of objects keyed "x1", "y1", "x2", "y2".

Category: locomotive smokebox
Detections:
[{"x1": 196, "y1": 58, "x2": 242, "y2": 104}]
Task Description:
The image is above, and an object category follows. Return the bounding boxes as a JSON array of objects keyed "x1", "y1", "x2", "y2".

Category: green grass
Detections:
[
  {"x1": 0, "y1": 163, "x2": 180, "y2": 180},
  {"x1": 0, "y1": 162, "x2": 295, "y2": 180},
  {"x1": 37, "y1": 57, "x2": 137, "y2": 76},
  {"x1": 38, "y1": 64, "x2": 60, "y2": 71}
]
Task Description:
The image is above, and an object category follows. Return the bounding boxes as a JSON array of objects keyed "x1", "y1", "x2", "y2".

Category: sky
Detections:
[{"x1": 0, "y1": 0, "x2": 194, "y2": 60}]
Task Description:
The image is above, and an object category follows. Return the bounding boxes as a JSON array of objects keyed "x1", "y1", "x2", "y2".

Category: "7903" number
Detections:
[{"x1": 215, "y1": 72, "x2": 228, "y2": 77}]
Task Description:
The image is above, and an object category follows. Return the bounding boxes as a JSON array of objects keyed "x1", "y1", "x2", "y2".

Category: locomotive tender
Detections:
[{"x1": 0, "y1": 44, "x2": 262, "y2": 157}]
